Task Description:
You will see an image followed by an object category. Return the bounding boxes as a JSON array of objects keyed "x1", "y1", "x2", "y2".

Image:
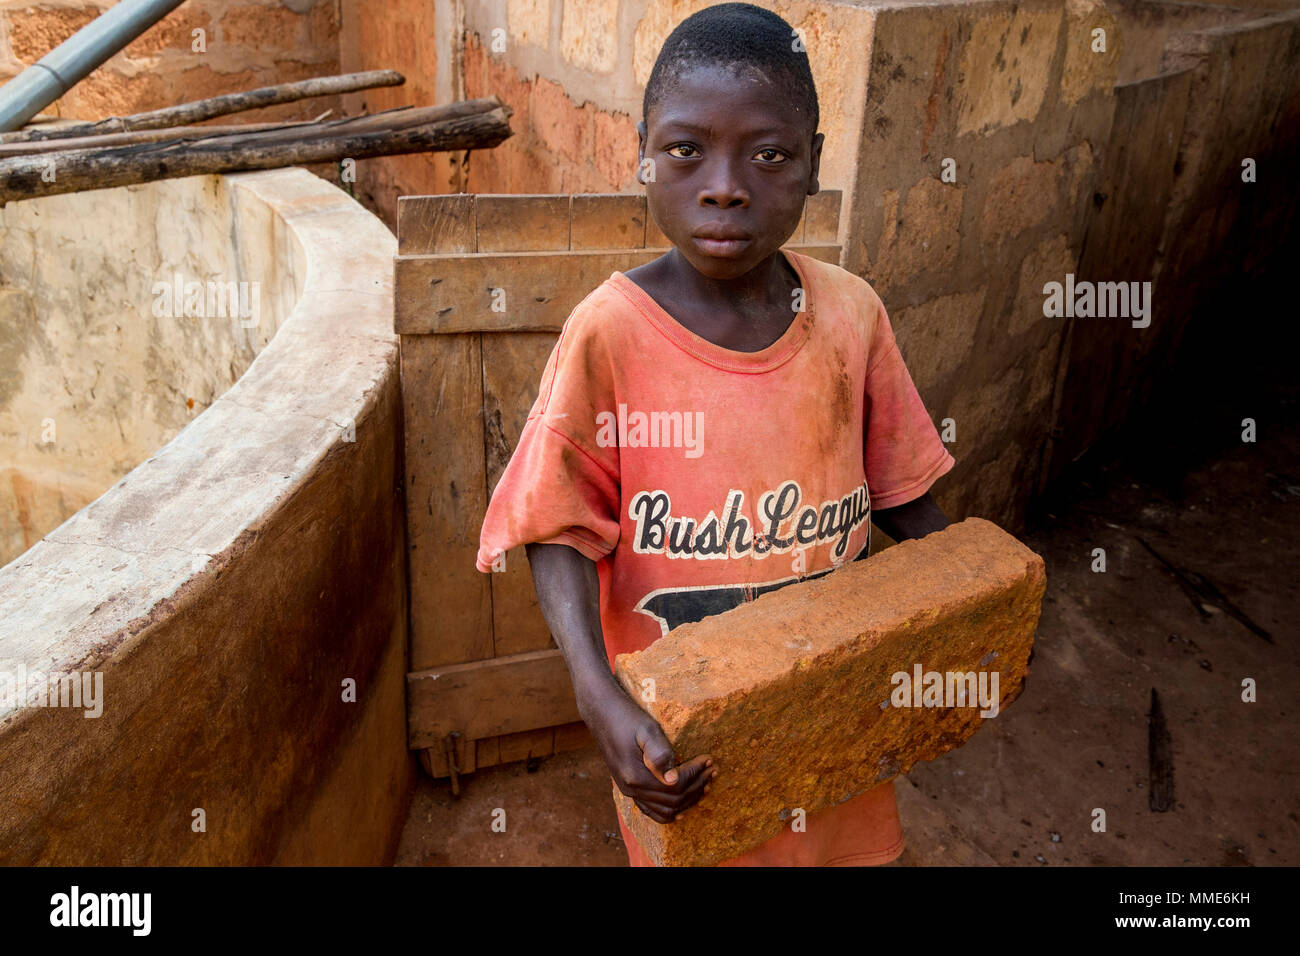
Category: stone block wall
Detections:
[{"x1": 841, "y1": 0, "x2": 1123, "y2": 530}]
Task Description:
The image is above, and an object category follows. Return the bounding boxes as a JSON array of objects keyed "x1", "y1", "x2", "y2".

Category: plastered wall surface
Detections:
[
  {"x1": 0, "y1": 174, "x2": 300, "y2": 566},
  {"x1": 0, "y1": 170, "x2": 413, "y2": 863}
]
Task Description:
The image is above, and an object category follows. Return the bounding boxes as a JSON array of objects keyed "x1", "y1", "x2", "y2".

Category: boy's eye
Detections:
[
  {"x1": 666, "y1": 144, "x2": 698, "y2": 158},
  {"x1": 755, "y1": 148, "x2": 787, "y2": 164}
]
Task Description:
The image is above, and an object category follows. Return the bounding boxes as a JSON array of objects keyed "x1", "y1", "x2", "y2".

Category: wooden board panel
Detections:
[
  {"x1": 407, "y1": 648, "x2": 582, "y2": 749},
  {"x1": 553, "y1": 721, "x2": 595, "y2": 754},
  {"x1": 476, "y1": 194, "x2": 571, "y2": 252},
  {"x1": 401, "y1": 333, "x2": 494, "y2": 670},
  {"x1": 395, "y1": 245, "x2": 843, "y2": 334},
  {"x1": 397, "y1": 189, "x2": 845, "y2": 774},
  {"x1": 644, "y1": 210, "x2": 672, "y2": 248},
  {"x1": 474, "y1": 735, "x2": 500, "y2": 770},
  {"x1": 419, "y1": 734, "x2": 476, "y2": 778},
  {"x1": 571, "y1": 194, "x2": 647, "y2": 250},
  {"x1": 397, "y1": 194, "x2": 476, "y2": 255},
  {"x1": 474, "y1": 722, "x2": 590, "y2": 772},
  {"x1": 395, "y1": 250, "x2": 660, "y2": 334},
  {"x1": 798, "y1": 243, "x2": 842, "y2": 266},
  {"x1": 482, "y1": 332, "x2": 561, "y2": 656},
  {"x1": 804, "y1": 189, "x2": 842, "y2": 243},
  {"x1": 497, "y1": 727, "x2": 556, "y2": 764}
]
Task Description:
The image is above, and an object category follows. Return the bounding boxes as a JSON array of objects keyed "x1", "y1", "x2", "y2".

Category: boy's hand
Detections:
[{"x1": 584, "y1": 688, "x2": 717, "y2": 824}]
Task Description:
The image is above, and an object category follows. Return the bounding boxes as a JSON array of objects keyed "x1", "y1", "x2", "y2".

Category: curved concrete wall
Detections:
[
  {"x1": 1, "y1": 175, "x2": 300, "y2": 566},
  {"x1": 0, "y1": 169, "x2": 414, "y2": 864}
]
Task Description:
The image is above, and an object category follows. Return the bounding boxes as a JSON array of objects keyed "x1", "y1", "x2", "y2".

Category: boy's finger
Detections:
[
  {"x1": 636, "y1": 726, "x2": 679, "y2": 784},
  {"x1": 632, "y1": 793, "x2": 680, "y2": 816},
  {"x1": 663, "y1": 754, "x2": 715, "y2": 792},
  {"x1": 629, "y1": 751, "x2": 716, "y2": 796},
  {"x1": 629, "y1": 760, "x2": 716, "y2": 815},
  {"x1": 634, "y1": 799, "x2": 674, "y2": 824},
  {"x1": 634, "y1": 776, "x2": 711, "y2": 820}
]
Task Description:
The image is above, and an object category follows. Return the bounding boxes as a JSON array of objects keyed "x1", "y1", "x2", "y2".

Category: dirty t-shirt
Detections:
[{"x1": 476, "y1": 249, "x2": 955, "y2": 866}]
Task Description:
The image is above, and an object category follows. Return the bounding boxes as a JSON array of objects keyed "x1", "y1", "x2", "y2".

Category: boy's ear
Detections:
[{"x1": 808, "y1": 131, "x2": 825, "y2": 196}]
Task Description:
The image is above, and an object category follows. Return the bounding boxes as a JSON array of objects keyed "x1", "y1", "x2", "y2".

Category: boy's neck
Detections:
[
  {"x1": 661, "y1": 246, "x2": 798, "y2": 311},
  {"x1": 624, "y1": 247, "x2": 802, "y2": 353}
]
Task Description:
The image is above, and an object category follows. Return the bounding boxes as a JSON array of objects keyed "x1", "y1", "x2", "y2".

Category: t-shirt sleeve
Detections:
[
  {"x1": 862, "y1": 297, "x2": 956, "y2": 510},
  {"x1": 475, "y1": 306, "x2": 622, "y2": 572}
]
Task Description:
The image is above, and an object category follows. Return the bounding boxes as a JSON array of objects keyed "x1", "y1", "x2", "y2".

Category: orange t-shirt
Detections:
[{"x1": 476, "y1": 248, "x2": 955, "y2": 866}]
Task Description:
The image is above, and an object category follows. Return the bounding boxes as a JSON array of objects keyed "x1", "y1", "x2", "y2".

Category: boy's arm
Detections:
[
  {"x1": 525, "y1": 542, "x2": 716, "y2": 823},
  {"x1": 864, "y1": 491, "x2": 950, "y2": 549}
]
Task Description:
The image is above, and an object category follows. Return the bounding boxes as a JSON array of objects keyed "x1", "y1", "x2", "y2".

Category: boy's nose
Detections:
[{"x1": 698, "y1": 163, "x2": 749, "y2": 208}]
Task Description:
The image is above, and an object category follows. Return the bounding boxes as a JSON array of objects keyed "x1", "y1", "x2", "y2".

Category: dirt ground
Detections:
[{"x1": 395, "y1": 368, "x2": 1298, "y2": 867}]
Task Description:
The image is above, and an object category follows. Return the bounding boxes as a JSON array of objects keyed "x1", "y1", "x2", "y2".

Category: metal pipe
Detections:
[{"x1": 0, "y1": 0, "x2": 187, "y2": 132}]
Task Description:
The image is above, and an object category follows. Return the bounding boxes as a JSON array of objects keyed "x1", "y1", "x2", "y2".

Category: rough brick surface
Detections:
[{"x1": 611, "y1": 517, "x2": 1045, "y2": 866}]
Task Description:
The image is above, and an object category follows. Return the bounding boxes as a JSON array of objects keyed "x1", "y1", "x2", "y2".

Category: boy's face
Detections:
[{"x1": 637, "y1": 63, "x2": 824, "y2": 280}]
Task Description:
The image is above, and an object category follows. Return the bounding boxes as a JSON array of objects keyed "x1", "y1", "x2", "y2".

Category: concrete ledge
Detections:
[{"x1": 0, "y1": 169, "x2": 414, "y2": 864}]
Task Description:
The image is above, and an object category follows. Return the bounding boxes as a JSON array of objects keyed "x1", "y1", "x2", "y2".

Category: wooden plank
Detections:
[
  {"x1": 396, "y1": 250, "x2": 658, "y2": 334},
  {"x1": 571, "y1": 194, "x2": 647, "y2": 250},
  {"x1": 553, "y1": 721, "x2": 595, "y2": 754},
  {"x1": 418, "y1": 734, "x2": 476, "y2": 778},
  {"x1": 793, "y1": 243, "x2": 842, "y2": 267},
  {"x1": 1148, "y1": 688, "x2": 1174, "y2": 812},
  {"x1": 482, "y1": 332, "x2": 561, "y2": 656},
  {"x1": 645, "y1": 211, "x2": 672, "y2": 248},
  {"x1": 397, "y1": 194, "x2": 476, "y2": 255},
  {"x1": 803, "y1": 189, "x2": 842, "y2": 243},
  {"x1": 395, "y1": 245, "x2": 842, "y2": 334},
  {"x1": 395, "y1": 250, "x2": 656, "y2": 335},
  {"x1": 474, "y1": 736, "x2": 501, "y2": 770},
  {"x1": 406, "y1": 648, "x2": 582, "y2": 749},
  {"x1": 476, "y1": 194, "x2": 571, "y2": 252},
  {"x1": 401, "y1": 333, "x2": 494, "y2": 669},
  {"x1": 464, "y1": 722, "x2": 589, "y2": 774},
  {"x1": 498, "y1": 727, "x2": 556, "y2": 764}
]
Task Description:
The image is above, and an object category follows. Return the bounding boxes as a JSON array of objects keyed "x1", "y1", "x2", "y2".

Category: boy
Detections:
[{"x1": 476, "y1": 2, "x2": 954, "y2": 866}]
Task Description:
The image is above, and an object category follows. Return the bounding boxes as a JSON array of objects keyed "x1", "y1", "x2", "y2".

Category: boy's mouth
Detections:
[{"x1": 692, "y1": 223, "x2": 752, "y2": 258}]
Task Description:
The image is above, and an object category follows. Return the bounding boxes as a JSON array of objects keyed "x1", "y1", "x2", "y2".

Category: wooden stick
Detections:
[
  {"x1": 1147, "y1": 688, "x2": 1174, "y2": 813},
  {"x1": 0, "y1": 98, "x2": 513, "y2": 204},
  {"x1": 0, "y1": 70, "x2": 405, "y2": 144},
  {"x1": 0, "y1": 118, "x2": 325, "y2": 157}
]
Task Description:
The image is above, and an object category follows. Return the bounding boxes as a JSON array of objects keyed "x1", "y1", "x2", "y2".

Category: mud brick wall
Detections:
[
  {"x1": 7, "y1": 1, "x2": 1296, "y2": 527},
  {"x1": 339, "y1": 0, "x2": 876, "y2": 229},
  {"x1": 611, "y1": 517, "x2": 1046, "y2": 867},
  {"x1": 0, "y1": 0, "x2": 340, "y2": 123},
  {"x1": 843, "y1": 0, "x2": 1123, "y2": 532},
  {"x1": 342, "y1": 0, "x2": 1300, "y2": 533}
]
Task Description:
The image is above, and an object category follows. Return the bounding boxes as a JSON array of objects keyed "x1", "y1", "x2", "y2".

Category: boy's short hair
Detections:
[{"x1": 642, "y1": 2, "x2": 819, "y2": 137}]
